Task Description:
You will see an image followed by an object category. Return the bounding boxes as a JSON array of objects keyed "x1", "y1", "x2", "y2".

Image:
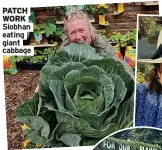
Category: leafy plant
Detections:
[
  {"x1": 33, "y1": 24, "x2": 45, "y2": 35},
  {"x1": 54, "y1": 26, "x2": 65, "y2": 37},
  {"x1": 84, "y1": 4, "x2": 96, "y2": 14},
  {"x1": 109, "y1": 32, "x2": 122, "y2": 42},
  {"x1": 41, "y1": 23, "x2": 65, "y2": 38},
  {"x1": 16, "y1": 46, "x2": 58, "y2": 64},
  {"x1": 109, "y1": 29, "x2": 136, "y2": 47},
  {"x1": 33, "y1": 21, "x2": 65, "y2": 40},
  {"x1": 97, "y1": 29, "x2": 108, "y2": 38},
  {"x1": 109, "y1": 33, "x2": 127, "y2": 47},
  {"x1": 96, "y1": 4, "x2": 108, "y2": 15},
  {"x1": 139, "y1": 16, "x2": 162, "y2": 40},
  {"x1": 137, "y1": 63, "x2": 154, "y2": 84},
  {"x1": 147, "y1": 26, "x2": 162, "y2": 38},
  {"x1": 15, "y1": 43, "x2": 134, "y2": 147},
  {"x1": 42, "y1": 23, "x2": 57, "y2": 37},
  {"x1": 126, "y1": 28, "x2": 136, "y2": 45},
  {"x1": 3, "y1": 56, "x2": 18, "y2": 74}
]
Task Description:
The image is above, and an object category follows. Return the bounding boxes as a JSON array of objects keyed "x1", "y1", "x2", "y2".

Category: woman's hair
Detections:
[{"x1": 149, "y1": 63, "x2": 162, "y2": 94}]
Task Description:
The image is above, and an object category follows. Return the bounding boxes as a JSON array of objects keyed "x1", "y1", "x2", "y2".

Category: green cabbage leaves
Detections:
[{"x1": 15, "y1": 43, "x2": 134, "y2": 147}]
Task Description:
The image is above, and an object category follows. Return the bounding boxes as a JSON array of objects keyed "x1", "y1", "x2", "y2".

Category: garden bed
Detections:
[{"x1": 4, "y1": 70, "x2": 40, "y2": 150}]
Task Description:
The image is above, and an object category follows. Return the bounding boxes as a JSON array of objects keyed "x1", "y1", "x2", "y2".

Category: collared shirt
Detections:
[{"x1": 136, "y1": 83, "x2": 162, "y2": 128}]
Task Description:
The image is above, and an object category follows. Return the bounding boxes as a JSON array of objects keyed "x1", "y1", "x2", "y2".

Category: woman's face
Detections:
[
  {"x1": 65, "y1": 18, "x2": 92, "y2": 44},
  {"x1": 157, "y1": 63, "x2": 162, "y2": 84}
]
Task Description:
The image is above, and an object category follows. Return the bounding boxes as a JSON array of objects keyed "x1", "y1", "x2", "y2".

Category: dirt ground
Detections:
[{"x1": 4, "y1": 70, "x2": 40, "y2": 150}]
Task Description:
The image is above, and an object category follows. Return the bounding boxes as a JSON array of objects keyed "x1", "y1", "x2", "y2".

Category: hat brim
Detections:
[
  {"x1": 157, "y1": 29, "x2": 162, "y2": 49},
  {"x1": 138, "y1": 57, "x2": 162, "y2": 63}
]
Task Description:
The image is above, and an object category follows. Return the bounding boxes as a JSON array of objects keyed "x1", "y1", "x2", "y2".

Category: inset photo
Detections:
[
  {"x1": 136, "y1": 15, "x2": 162, "y2": 128},
  {"x1": 94, "y1": 127, "x2": 162, "y2": 150}
]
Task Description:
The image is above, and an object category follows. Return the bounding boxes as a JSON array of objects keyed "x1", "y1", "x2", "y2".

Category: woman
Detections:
[{"x1": 135, "y1": 30, "x2": 162, "y2": 127}]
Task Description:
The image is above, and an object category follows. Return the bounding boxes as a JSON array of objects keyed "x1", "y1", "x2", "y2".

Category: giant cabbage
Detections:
[{"x1": 15, "y1": 43, "x2": 134, "y2": 147}]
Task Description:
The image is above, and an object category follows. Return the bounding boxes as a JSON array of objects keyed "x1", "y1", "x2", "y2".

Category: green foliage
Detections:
[
  {"x1": 137, "y1": 63, "x2": 154, "y2": 83},
  {"x1": 126, "y1": 28, "x2": 136, "y2": 45},
  {"x1": 109, "y1": 33, "x2": 127, "y2": 47},
  {"x1": 96, "y1": 4, "x2": 108, "y2": 15},
  {"x1": 109, "y1": 29, "x2": 136, "y2": 47},
  {"x1": 97, "y1": 29, "x2": 107, "y2": 38},
  {"x1": 84, "y1": 4, "x2": 96, "y2": 14},
  {"x1": 33, "y1": 24, "x2": 45, "y2": 34},
  {"x1": 54, "y1": 26, "x2": 65, "y2": 37},
  {"x1": 42, "y1": 23, "x2": 57, "y2": 37},
  {"x1": 109, "y1": 33, "x2": 122, "y2": 42},
  {"x1": 147, "y1": 26, "x2": 162, "y2": 38},
  {"x1": 15, "y1": 43, "x2": 134, "y2": 147},
  {"x1": 33, "y1": 23, "x2": 64, "y2": 38},
  {"x1": 42, "y1": 23, "x2": 65, "y2": 38},
  {"x1": 16, "y1": 47, "x2": 58, "y2": 64},
  {"x1": 139, "y1": 16, "x2": 162, "y2": 39}
]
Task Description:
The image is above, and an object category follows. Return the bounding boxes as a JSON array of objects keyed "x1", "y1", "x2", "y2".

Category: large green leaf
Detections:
[
  {"x1": 55, "y1": 111, "x2": 117, "y2": 138},
  {"x1": 15, "y1": 93, "x2": 39, "y2": 117},
  {"x1": 44, "y1": 23, "x2": 56, "y2": 37},
  {"x1": 64, "y1": 70, "x2": 101, "y2": 89},
  {"x1": 50, "y1": 62, "x2": 86, "y2": 80},
  {"x1": 26, "y1": 131, "x2": 47, "y2": 145},
  {"x1": 63, "y1": 43, "x2": 103, "y2": 61},
  {"x1": 99, "y1": 74, "x2": 114, "y2": 109},
  {"x1": 39, "y1": 65, "x2": 58, "y2": 102},
  {"x1": 48, "y1": 43, "x2": 103, "y2": 66},
  {"x1": 112, "y1": 92, "x2": 134, "y2": 129},
  {"x1": 75, "y1": 104, "x2": 116, "y2": 129},
  {"x1": 110, "y1": 74, "x2": 127, "y2": 105},
  {"x1": 39, "y1": 107, "x2": 57, "y2": 129},
  {"x1": 58, "y1": 133, "x2": 81, "y2": 146},
  {"x1": 49, "y1": 80, "x2": 65, "y2": 111},
  {"x1": 64, "y1": 85, "x2": 76, "y2": 112},
  {"x1": 15, "y1": 116, "x2": 50, "y2": 138}
]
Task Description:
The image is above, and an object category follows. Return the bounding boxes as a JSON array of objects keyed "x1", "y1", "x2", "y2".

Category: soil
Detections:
[{"x1": 4, "y1": 70, "x2": 40, "y2": 150}]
